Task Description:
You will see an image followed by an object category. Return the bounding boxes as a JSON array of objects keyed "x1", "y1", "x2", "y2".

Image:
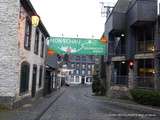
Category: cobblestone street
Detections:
[{"x1": 39, "y1": 85, "x2": 160, "y2": 120}]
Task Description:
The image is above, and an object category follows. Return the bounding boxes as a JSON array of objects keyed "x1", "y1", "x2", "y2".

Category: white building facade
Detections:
[{"x1": 0, "y1": 0, "x2": 49, "y2": 108}]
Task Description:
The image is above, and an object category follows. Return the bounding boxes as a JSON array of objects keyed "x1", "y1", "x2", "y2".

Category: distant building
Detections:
[
  {"x1": 67, "y1": 55, "x2": 97, "y2": 85},
  {"x1": 0, "y1": 0, "x2": 49, "y2": 108}
]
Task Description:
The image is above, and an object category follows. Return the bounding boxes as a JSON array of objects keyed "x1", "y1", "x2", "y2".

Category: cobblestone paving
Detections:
[{"x1": 40, "y1": 85, "x2": 160, "y2": 120}]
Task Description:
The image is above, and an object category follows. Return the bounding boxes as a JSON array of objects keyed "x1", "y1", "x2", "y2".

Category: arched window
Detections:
[{"x1": 20, "y1": 61, "x2": 30, "y2": 94}]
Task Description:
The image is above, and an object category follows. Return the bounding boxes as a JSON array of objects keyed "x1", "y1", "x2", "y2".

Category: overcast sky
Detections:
[{"x1": 30, "y1": 0, "x2": 118, "y2": 39}]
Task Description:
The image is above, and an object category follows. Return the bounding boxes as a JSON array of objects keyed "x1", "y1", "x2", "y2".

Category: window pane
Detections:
[
  {"x1": 24, "y1": 18, "x2": 32, "y2": 50},
  {"x1": 41, "y1": 36, "x2": 44, "y2": 57},
  {"x1": 34, "y1": 28, "x2": 39, "y2": 54},
  {"x1": 76, "y1": 76, "x2": 79, "y2": 82}
]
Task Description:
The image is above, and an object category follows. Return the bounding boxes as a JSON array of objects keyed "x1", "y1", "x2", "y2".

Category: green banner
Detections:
[{"x1": 48, "y1": 37, "x2": 107, "y2": 55}]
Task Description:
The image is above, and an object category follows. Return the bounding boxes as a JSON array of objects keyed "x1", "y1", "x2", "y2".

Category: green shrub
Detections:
[
  {"x1": 92, "y1": 79, "x2": 101, "y2": 94},
  {"x1": 92, "y1": 74, "x2": 106, "y2": 95},
  {"x1": 0, "y1": 105, "x2": 9, "y2": 111},
  {"x1": 130, "y1": 89, "x2": 160, "y2": 106}
]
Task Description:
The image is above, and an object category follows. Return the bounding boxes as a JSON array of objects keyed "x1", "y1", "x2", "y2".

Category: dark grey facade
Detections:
[{"x1": 104, "y1": 0, "x2": 160, "y2": 98}]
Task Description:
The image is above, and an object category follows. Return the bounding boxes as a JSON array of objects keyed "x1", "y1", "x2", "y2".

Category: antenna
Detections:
[{"x1": 99, "y1": 1, "x2": 114, "y2": 17}]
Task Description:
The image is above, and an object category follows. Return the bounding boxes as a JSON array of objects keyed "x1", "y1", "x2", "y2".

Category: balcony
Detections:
[
  {"x1": 127, "y1": 0, "x2": 157, "y2": 26},
  {"x1": 105, "y1": 0, "x2": 130, "y2": 33},
  {"x1": 135, "y1": 76, "x2": 154, "y2": 88},
  {"x1": 136, "y1": 40, "x2": 154, "y2": 53},
  {"x1": 105, "y1": 12, "x2": 126, "y2": 33},
  {"x1": 115, "y1": 44, "x2": 126, "y2": 56},
  {"x1": 108, "y1": 41, "x2": 126, "y2": 57}
]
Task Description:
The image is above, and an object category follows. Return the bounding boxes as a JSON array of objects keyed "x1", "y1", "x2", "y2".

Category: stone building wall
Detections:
[
  {"x1": 0, "y1": 0, "x2": 20, "y2": 106},
  {"x1": 0, "y1": 0, "x2": 47, "y2": 108}
]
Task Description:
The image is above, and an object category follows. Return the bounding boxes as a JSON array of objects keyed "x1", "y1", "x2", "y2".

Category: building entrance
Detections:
[
  {"x1": 81, "y1": 76, "x2": 85, "y2": 84},
  {"x1": 32, "y1": 65, "x2": 37, "y2": 97}
]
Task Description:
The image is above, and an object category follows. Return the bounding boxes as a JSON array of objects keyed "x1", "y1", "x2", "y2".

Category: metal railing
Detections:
[
  {"x1": 115, "y1": 44, "x2": 126, "y2": 56},
  {"x1": 136, "y1": 40, "x2": 154, "y2": 53},
  {"x1": 108, "y1": 41, "x2": 126, "y2": 56},
  {"x1": 135, "y1": 76, "x2": 154, "y2": 88},
  {"x1": 111, "y1": 75, "x2": 128, "y2": 86}
]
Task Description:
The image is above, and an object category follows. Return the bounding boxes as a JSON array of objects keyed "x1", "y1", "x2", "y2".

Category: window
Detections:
[
  {"x1": 87, "y1": 77, "x2": 92, "y2": 82},
  {"x1": 137, "y1": 59, "x2": 154, "y2": 88},
  {"x1": 82, "y1": 70, "x2": 85, "y2": 75},
  {"x1": 82, "y1": 56, "x2": 86, "y2": 61},
  {"x1": 71, "y1": 76, "x2": 74, "y2": 82},
  {"x1": 90, "y1": 55, "x2": 95, "y2": 62},
  {"x1": 136, "y1": 26, "x2": 154, "y2": 52},
  {"x1": 137, "y1": 59, "x2": 154, "y2": 77},
  {"x1": 71, "y1": 70, "x2": 74, "y2": 74},
  {"x1": 39, "y1": 66, "x2": 43, "y2": 88},
  {"x1": 76, "y1": 63, "x2": 80, "y2": 67},
  {"x1": 20, "y1": 61, "x2": 30, "y2": 94},
  {"x1": 41, "y1": 36, "x2": 45, "y2": 57},
  {"x1": 76, "y1": 56, "x2": 80, "y2": 61},
  {"x1": 88, "y1": 70, "x2": 91, "y2": 75},
  {"x1": 76, "y1": 76, "x2": 79, "y2": 82},
  {"x1": 90, "y1": 55, "x2": 94, "y2": 61},
  {"x1": 24, "y1": 17, "x2": 32, "y2": 50},
  {"x1": 86, "y1": 78, "x2": 90, "y2": 82},
  {"x1": 71, "y1": 63, "x2": 75, "y2": 68},
  {"x1": 82, "y1": 64, "x2": 86, "y2": 69},
  {"x1": 88, "y1": 65, "x2": 91, "y2": 69},
  {"x1": 157, "y1": 57, "x2": 160, "y2": 81},
  {"x1": 34, "y1": 28, "x2": 39, "y2": 54},
  {"x1": 92, "y1": 65, "x2": 94, "y2": 69},
  {"x1": 76, "y1": 70, "x2": 79, "y2": 74},
  {"x1": 114, "y1": 34, "x2": 126, "y2": 55}
]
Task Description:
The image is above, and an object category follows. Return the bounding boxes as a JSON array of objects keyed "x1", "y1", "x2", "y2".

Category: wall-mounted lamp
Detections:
[
  {"x1": 32, "y1": 15, "x2": 40, "y2": 27},
  {"x1": 151, "y1": 46, "x2": 155, "y2": 52},
  {"x1": 122, "y1": 61, "x2": 125, "y2": 64},
  {"x1": 152, "y1": 69, "x2": 155, "y2": 74},
  {"x1": 121, "y1": 34, "x2": 125, "y2": 37}
]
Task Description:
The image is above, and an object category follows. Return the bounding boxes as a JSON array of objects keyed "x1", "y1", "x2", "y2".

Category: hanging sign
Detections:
[{"x1": 48, "y1": 37, "x2": 107, "y2": 55}]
